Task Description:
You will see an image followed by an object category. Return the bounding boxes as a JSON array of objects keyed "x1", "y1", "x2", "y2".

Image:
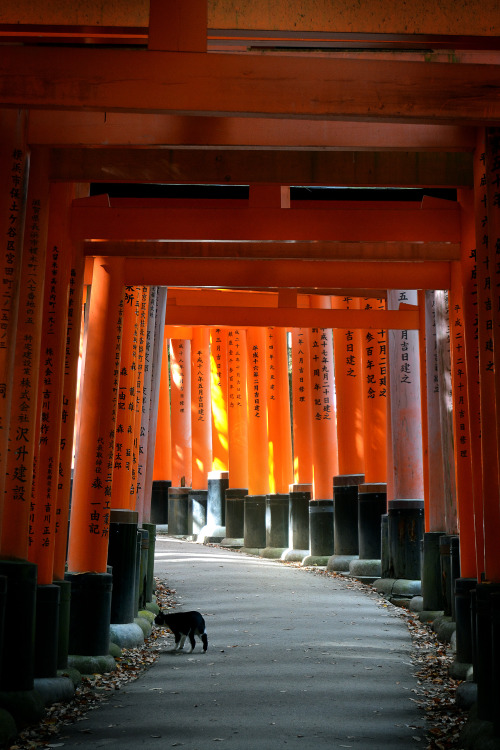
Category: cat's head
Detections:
[{"x1": 154, "y1": 611, "x2": 167, "y2": 625}]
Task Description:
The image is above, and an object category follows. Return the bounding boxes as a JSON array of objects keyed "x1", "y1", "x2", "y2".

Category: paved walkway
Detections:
[{"x1": 57, "y1": 537, "x2": 426, "y2": 749}]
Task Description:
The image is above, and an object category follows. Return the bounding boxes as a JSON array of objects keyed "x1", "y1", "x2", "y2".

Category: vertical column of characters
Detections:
[
  {"x1": 290, "y1": 327, "x2": 313, "y2": 486},
  {"x1": 0, "y1": 111, "x2": 29, "y2": 509},
  {"x1": 191, "y1": 326, "x2": 212, "y2": 490},
  {"x1": 210, "y1": 328, "x2": 228, "y2": 472},
  {"x1": 309, "y1": 294, "x2": 338, "y2": 498},
  {"x1": 331, "y1": 295, "x2": 363, "y2": 476},
  {"x1": 266, "y1": 327, "x2": 279, "y2": 493},
  {"x1": 449, "y1": 260, "x2": 477, "y2": 578},
  {"x1": 133, "y1": 287, "x2": 150, "y2": 496},
  {"x1": 483, "y1": 128, "x2": 500, "y2": 581},
  {"x1": 112, "y1": 286, "x2": 140, "y2": 510},
  {"x1": 458, "y1": 172, "x2": 485, "y2": 578},
  {"x1": 361, "y1": 298, "x2": 387, "y2": 483},
  {"x1": 136, "y1": 287, "x2": 157, "y2": 520},
  {"x1": 227, "y1": 328, "x2": 248, "y2": 489},
  {"x1": 387, "y1": 290, "x2": 424, "y2": 501},
  {"x1": 276, "y1": 328, "x2": 293, "y2": 493},
  {"x1": 1, "y1": 149, "x2": 50, "y2": 560},
  {"x1": 66, "y1": 257, "x2": 125, "y2": 573},
  {"x1": 246, "y1": 327, "x2": 269, "y2": 496},
  {"x1": 170, "y1": 337, "x2": 192, "y2": 487}
]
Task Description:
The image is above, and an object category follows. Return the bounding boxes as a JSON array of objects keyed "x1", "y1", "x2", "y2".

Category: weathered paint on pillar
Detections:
[
  {"x1": 331, "y1": 295, "x2": 364, "y2": 475},
  {"x1": 227, "y1": 327, "x2": 248, "y2": 488},
  {"x1": 153, "y1": 321, "x2": 172, "y2": 482},
  {"x1": 310, "y1": 296, "x2": 338, "y2": 498},
  {"x1": 191, "y1": 326, "x2": 212, "y2": 490},
  {"x1": 1, "y1": 148, "x2": 50, "y2": 560},
  {"x1": 290, "y1": 327, "x2": 313, "y2": 485},
  {"x1": 0, "y1": 111, "x2": 29, "y2": 524},
  {"x1": 170, "y1": 336, "x2": 192, "y2": 488},
  {"x1": 267, "y1": 327, "x2": 293, "y2": 494},
  {"x1": 53, "y1": 184, "x2": 88, "y2": 581},
  {"x1": 133, "y1": 285, "x2": 149, "y2": 488},
  {"x1": 29, "y1": 182, "x2": 74, "y2": 584},
  {"x1": 67, "y1": 257, "x2": 124, "y2": 573},
  {"x1": 458, "y1": 185, "x2": 485, "y2": 579},
  {"x1": 210, "y1": 328, "x2": 229, "y2": 472},
  {"x1": 361, "y1": 298, "x2": 387, "y2": 483},
  {"x1": 143, "y1": 286, "x2": 167, "y2": 522},
  {"x1": 111, "y1": 286, "x2": 141, "y2": 511},
  {"x1": 246, "y1": 326, "x2": 269, "y2": 496},
  {"x1": 387, "y1": 289, "x2": 424, "y2": 499},
  {"x1": 449, "y1": 259, "x2": 477, "y2": 578}
]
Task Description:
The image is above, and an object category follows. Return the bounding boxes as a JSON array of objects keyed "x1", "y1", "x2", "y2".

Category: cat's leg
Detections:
[
  {"x1": 173, "y1": 632, "x2": 181, "y2": 650},
  {"x1": 188, "y1": 630, "x2": 196, "y2": 652},
  {"x1": 178, "y1": 634, "x2": 187, "y2": 650}
]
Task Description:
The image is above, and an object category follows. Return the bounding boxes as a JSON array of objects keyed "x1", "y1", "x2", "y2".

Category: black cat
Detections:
[{"x1": 155, "y1": 610, "x2": 208, "y2": 653}]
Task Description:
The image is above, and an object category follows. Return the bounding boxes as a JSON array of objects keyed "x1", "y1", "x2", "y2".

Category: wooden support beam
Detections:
[
  {"x1": 164, "y1": 305, "x2": 420, "y2": 329},
  {"x1": 2, "y1": 47, "x2": 500, "y2": 125},
  {"x1": 29, "y1": 112, "x2": 476, "y2": 151},
  {"x1": 71, "y1": 202, "x2": 460, "y2": 242},
  {"x1": 49, "y1": 147, "x2": 473, "y2": 186},
  {"x1": 84, "y1": 239, "x2": 461, "y2": 262},
  {"x1": 113, "y1": 257, "x2": 450, "y2": 289}
]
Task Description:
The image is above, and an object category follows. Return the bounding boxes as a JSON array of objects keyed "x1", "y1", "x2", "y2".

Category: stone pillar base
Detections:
[
  {"x1": 281, "y1": 548, "x2": 310, "y2": 562},
  {"x1": 327, "y1": 554, "x2": 358, "y2": 573},
  {"x1": 309, "y1": 500, "x2": 334, "y2": 557},
  {"x1": 0, "y1": 559, "x2": 37, "y2": 692},
  {"x1": 244, "y1": 495, "x2": 266, "y2": 549},
  {"x1": 349, "y1": 558, "x2": 381, "y2": 584},
  {"x1": 167, "y1": 487, "x2": 190, "y2": 536}
]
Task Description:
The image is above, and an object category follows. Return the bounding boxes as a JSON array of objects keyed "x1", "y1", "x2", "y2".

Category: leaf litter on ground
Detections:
[{"x1": 10, "y1": 563, "x2": 468, "y2": 750}]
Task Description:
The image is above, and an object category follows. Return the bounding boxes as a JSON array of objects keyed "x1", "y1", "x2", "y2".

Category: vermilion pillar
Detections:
[
  {"x1": 67, "y1": 257, "x2": 125, "y2": 573},
  {"x1": 29, "y1": 182, "x2": 74, "y2": 585},
  {"x1": 0, "y1": 110, "x2": 28, "y2": 518},
  {"x1": 481, "y1": 129, "x2": 500, "y2": 583},
  {"x1": 424, "y1": 291, "x2": 448, "y2": 533},
  {"x1": 246, "y1": 327, "x2": 269, "y2": 496},
  {"x1": 458, "y1": 187, "x2": 484, "y2": 580},
  {"x1": 170, "y1": 337, "x2": 192, "y2": 488},
  {"x1": 449, "y1": 260, "x2": 477, "y2": 579},
  {"x1": 112, "y1": 286, "x2": 141, "y2": 510},
  {"x1": 210, "y1": 328, "x2": 229, "y2": 472},
  {"x1": 2, "y1": 148, "x2": 50, "y2": 560},
  {"x1": 266, "y1": 327, "x2": 293, "y2": 494},
  {"x1": 153, "y1": 323, "x2": 172, "y2": 484},
  {"x1": 53, "y1": 184, "x2": 89, "y2": 582},
  {"x1": 191, "y1": 326, "x2": 212, "y2": 490},
  {"x1": 136, "y1": 286, "x2": 157, "y2": 522},
  {"x1": 386, "y1": 289, "x2": 424, "y2": 582},
  {"x1": 143, "y1": 286, "x2": 167, "y2": 523},
  {"x1": 290, "y1": 327, "x2": 313, "y2": 486}
]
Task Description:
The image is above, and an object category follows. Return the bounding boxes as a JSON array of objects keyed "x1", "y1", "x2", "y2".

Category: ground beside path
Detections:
[{"x1": 42, "y1": 536, "x2": 434, "y2": 750}]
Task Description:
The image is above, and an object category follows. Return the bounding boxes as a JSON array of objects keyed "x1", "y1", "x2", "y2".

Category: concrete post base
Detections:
[
  {"x1": 327, "y1": 554, "x2": 358, "y2": 573},
  {"x1": 301, "y1": 554, "x2": 330, "y2": 567},
  {"x1": 207, "y1": 471, "x2": 229, "y2": 529},
  {"x1": 225, "y1": 488, "x2": 248, "y2": 540},
  {"x1": 197, "y1": 524, "x2": 226, "y2": 543},
  {"x1": 421, "y1": 531, "x2": 446, "y2": 611},
  {"x1": 260, "y1": 547, "x2": 288, "y2": 559},
  {"x1": 244, "y1": 495, "x2": 266, "y2": 549},
  {"x1": 374, "y1": 577, "x2": 422, "y2": 605},
  {"x1": 108, "y1": 510, "x2": 138, "y2": 624},
  {"x1": 220, "y1": 537, "x2": 244, "y2": 548},
  {"x1": 309, "y1": 500, "x2": 334, "y2": 557},
  {"x1": 187, "y1": 490, "x2": 208, "y2": 535},
  {"x1": 281, "y1": 548, "x2": 310, "y2": 562},
  {"x1": 349, "y1": 558, "x2": 381, "y2": 584}
]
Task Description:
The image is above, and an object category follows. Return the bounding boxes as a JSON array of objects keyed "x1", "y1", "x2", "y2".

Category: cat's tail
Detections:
[{"x1": 201, "y1": 633, "x2": 208, "y2": 652}]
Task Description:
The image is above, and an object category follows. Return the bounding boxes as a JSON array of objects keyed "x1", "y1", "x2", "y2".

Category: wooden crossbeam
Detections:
[
  {"x1": 2, "y1": 47, "x2": 500, "y2": 124},
  {"x1": 50, "y1": 148, "x2": 473, "y2": 186},
  {"x1": 71, "y1": 202, "x2": 460, "y2": 242}
]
